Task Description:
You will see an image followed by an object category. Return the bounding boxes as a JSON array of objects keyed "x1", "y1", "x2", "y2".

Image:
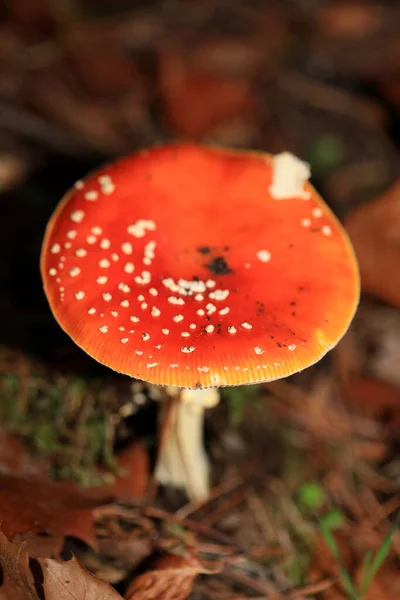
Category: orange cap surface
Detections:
[{"x1": 41, "y1": 144, "x2": 359, "y2": 388}]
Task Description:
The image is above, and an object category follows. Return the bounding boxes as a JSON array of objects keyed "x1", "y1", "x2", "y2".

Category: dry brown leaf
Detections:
[
  {"x1": 0, "y1": 530, "x2": 37, "y2": 600},
  {"x1": 38, "y1": 555, "x2": 122, "y2": 600},
  {"x1": 159, "y1": 47, "x2": 254, "y2": 139},
  {"x1": 125, "y1": 553, "x2": 213, "y2": 600},
  {"x1": 345, "y1": 179, "x2": 400, "y2": 308},
  {"x1": 343, "y1": 374, "x2": 400, "y2": 433},
  {"x1": 0, "y1": 530, "x2": 122, "y2": 600},
  {"x1": 0, "y1": 474, "x2": 99, "y2": 548}
]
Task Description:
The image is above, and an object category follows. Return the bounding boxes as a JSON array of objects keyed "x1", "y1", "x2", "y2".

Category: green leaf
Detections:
[
  {"x1": 320, "y1": 509, "x2": 345, "y2": 531},
  {"x1": 298, "y1": 482, "x2": 326, "y2": 511}
]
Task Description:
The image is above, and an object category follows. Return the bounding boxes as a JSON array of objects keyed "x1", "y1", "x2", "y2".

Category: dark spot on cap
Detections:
[
  {"x1": 292, "y1": 312, "x2": 296, "y2": 316},
  {"x1": 195, "y1": 381, "x2": 202, "y2": 389},
  {"x1": 205, "y1": 256, "x2": 233, "y2": 275},
  {"x1": 224, "y1": 246, "x2": 230, "y2": 251},
  {"x1": 197, "y1": 246, "x2": 211, "y2": 254},
  {"x1": 290, "y1": 301, "x2": 296, "y2": 306}
]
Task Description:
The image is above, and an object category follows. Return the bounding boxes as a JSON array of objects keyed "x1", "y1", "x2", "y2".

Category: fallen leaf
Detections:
[
  {"x1": 159, "y1": 48, "x2": 254, "y2": 138},
  {"x1": 0, "y1": 530, "x2": 122, "y2": 600},
  {"x1": 97, "y1": 441, "x2": 150, "y2": 503},
  {"x1": 0, "y1": 474, "x2": 100, "y2": 548},
  {"x1": 125, "y1": 553, "x2": 213, "y2": 600},
  {"x1": 343, "y1": 374, "x2": 400, "y2": 433},
  {"x1": 0, "y1": 530, "x2": 36, "y2": 600},
  {"x1": 345, "y1": 179, "x2": 400, "y2": 308},
  {"x1": 38, "y1": 555, "x2": 122, "y2": 600}
]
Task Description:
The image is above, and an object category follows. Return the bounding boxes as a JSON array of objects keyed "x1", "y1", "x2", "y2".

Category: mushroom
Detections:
[{"x1": 40, "y1": 144, "x2": 359, "y2": 500}]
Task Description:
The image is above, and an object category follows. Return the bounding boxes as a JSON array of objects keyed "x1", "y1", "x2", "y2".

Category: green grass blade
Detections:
[
  {"x1": 361, "y1": 513, "x2": 399, "y2": 597},
  {"x1": 359, "y1": 550, "x2": 373, "y2": 597},
  {"x1": 319, "y1": 520, "x2": 359, "y2": 600}
]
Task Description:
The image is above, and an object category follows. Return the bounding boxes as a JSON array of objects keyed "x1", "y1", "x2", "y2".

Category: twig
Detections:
[{"x1": 175, "y1": 475, "x2": 244, "y2": 520}]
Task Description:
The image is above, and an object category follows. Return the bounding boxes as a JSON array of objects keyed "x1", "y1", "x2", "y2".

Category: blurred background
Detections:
[{"x1": 1, "y1": 1, "x2": 400, "y2": 598}]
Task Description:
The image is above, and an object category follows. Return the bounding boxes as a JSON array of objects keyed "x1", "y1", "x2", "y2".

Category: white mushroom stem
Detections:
[{"x1": 155, "y1": 387, "x2": 219, "y2": 501}]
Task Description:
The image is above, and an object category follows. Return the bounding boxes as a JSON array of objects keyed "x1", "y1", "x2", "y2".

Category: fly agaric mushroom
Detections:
[{"x1": 40, "y1": 144, "x2": 359, "y2": 500}]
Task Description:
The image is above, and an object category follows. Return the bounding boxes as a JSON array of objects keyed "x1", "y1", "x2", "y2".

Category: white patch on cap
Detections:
[
  {"x1": 87, "y1": 235, "x2": 97, "y2": 244},
  {"x1": 124, "y1": 262, "x2": 135, "y2": 273},
  {"x1": 75, "y1": 248, "x2": 87, "y2": 257},
  {"x1": 121, "y1": 300, "x2": 129, "y2": 307},
  {"x1": 50, "y1": 243, "x2": 61, "y2": 254},
  {"x1": 313, "y1": 208, "x2": 323, "y2": 218},
  {"x1": 84, "y1": 190, "x2": 98, "y2": 201},
  {"x1": 269, "y1": 152, "x2": 311, "y2": 200},
  {"x1": 130, "y1": 316, "x2": 139, "y2": 323},
  {"x1": 121, "y1": 242, "x2": 133, "y2": 255},
  {"x1": 88, "y1": 308, "x2": 96, "y2": 314},
  {"x1": 162, "y1": 328, "x2": 170, "y2": 335},
  {"x1": 205, "y1": 325, "x2": 214, "y2": 333},
  {"x1": 149, "y1": 288, "x2": 158, "y2": 296},
  {"x1": 209, "y1": 289, "x2": 229, "y2": 301},
  {"x1": 181, "y1": 346, "x2": 195, "y2": 353},
  {"x1": 70, "y1": 210, "x2": 84, "y2": 223},
  {"x1": 99, "y1": 325, "x2": 108, "y2": 333},
  {"x1": 100, "y1": 238, "x2": 111, "y2": 249},
  {"x1": 257, "y1": 250, "x2": 271, "y2": 263},
  {"x1": 219, "y1": 307, "x2": 229, "y2": 315},
  {"x1": 242, "y1": 322, "x2": 252, "y2": 329},
  {"x1": 118, "y1": 283, "x2": 130, "y2": 294},
  {"x1": 301, "y1": 218, "x2": 311, "y2": 228},
  {"x1": 75, "y1": 291, "x2": 85, "y2": 300},
  {"x1": 99, "y1": 259, "x2": 110, "y2": 268},
  {"x1": 228, "y1": 326, "x2": 237, "y2": 334},
  {"x1": 173, "y1": 314, "x2": 184, "y2": 322},
  {"x1": 97, "y1": 276, "x2": 108, "y2": 284},
  {"x1": 49, "y1": 268, "x2": 57, "y2": 276},
  {"x1": 127, "y1": 219, "x2": 156, "y2": 238},
  {"x1": 322, "y1": 225, "x2": 332, "y2": 236},
  {"x1": 69, "y1": 267, "x2": 80, "y2": 277},
  {"x1": 288, "y1": 344, "x2": 296, "y2": 351},
  {"x1": 103, "y1": 293, "x2": 112, "y2": 301},
  {"x1": 181, "y1": 332, "x2": 190, "y2": 337},
  {"x1": 142, "y1": 333, "x2": 150, "y2": 341},
  {"x1": 121, "y1": 338, "x2": 129, "y2": 344},
  {"x1": 151, "y1": 307, "x2": 161, "y2": 317},
  {"x1": 168, "y1": 296, "x2": 185, "y2": 305},
  {"x1": 75, "y1": 180, "x2": 84, "y2": 189},
  {"x1": 66, "y1": 230, "x2": 77, "y2": 239},
  {"x1": 254, "y1": 346, "x2": 264, "y2": 355}
]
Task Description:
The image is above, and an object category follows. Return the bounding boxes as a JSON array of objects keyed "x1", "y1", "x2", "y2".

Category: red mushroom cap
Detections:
[{"x1": 40, "y1": 144, "x2": 359, "y2": 388}]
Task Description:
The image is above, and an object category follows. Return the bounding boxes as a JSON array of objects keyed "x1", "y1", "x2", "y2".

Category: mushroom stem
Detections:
[{"x1": 155, "y1": 387, "x2": 219, "y2": 501}]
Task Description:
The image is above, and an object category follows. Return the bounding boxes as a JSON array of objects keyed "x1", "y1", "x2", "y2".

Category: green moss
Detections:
[{"x1": 0, "y1": 349, "x2": 124, "y2": 487}]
